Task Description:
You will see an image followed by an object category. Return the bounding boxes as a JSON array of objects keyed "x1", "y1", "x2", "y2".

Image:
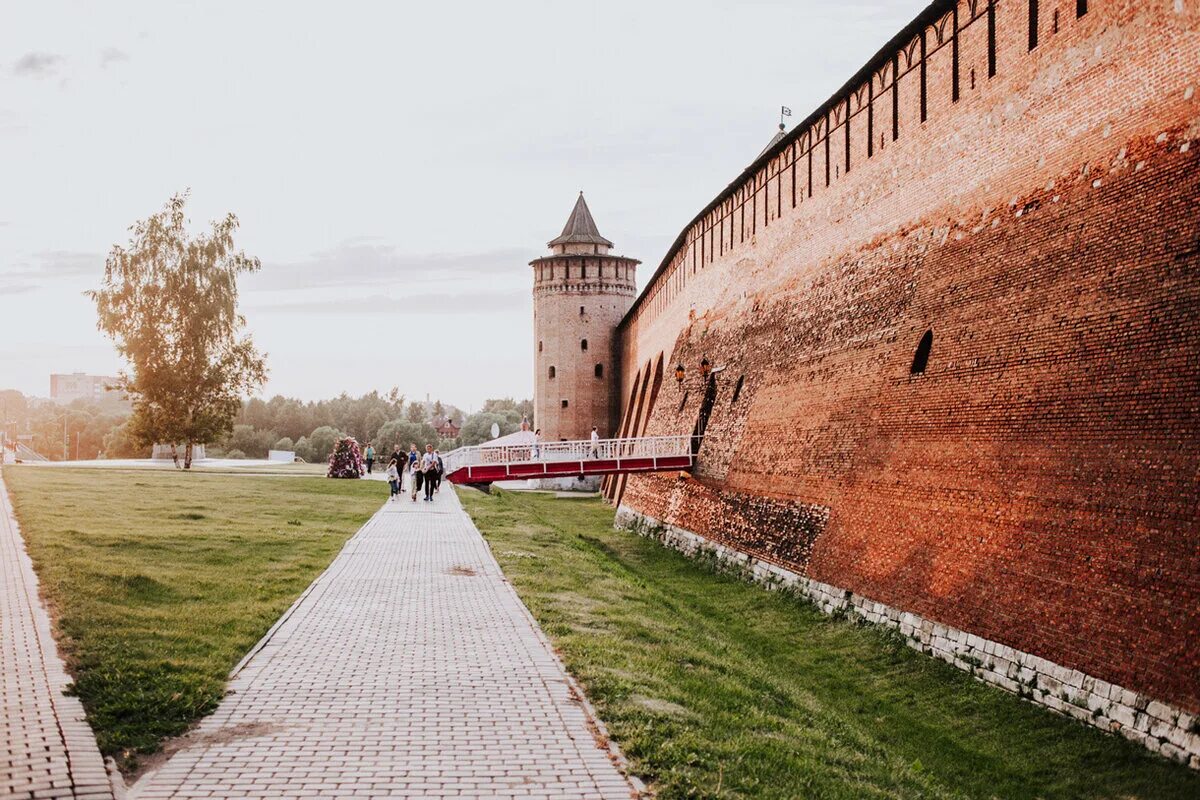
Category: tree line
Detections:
[
  {"x1": 0, "y1": 388, "x2": 532, "y2": 463},
  {"x1": 215, "y1": 394, "x2": 533, "y2": 461}
]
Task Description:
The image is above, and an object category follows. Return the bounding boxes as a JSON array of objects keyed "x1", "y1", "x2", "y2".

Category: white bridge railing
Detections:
[{"x1": 443, "y1": 434, "x2": 694, "y2": 475}]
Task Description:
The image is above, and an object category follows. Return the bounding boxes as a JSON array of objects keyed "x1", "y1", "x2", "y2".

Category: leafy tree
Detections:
[
  {"x1": 375, "y1": 419, "x2": 438, "y2": 454},
  {"x1": 432, "y1": 400, "x2": 445, "y2": 419},
  {"x1": 88, "y1": 193, "x2": 267, "y2": 468},
  {"x1": 223, "y1": 424, "x2": 276, "y2": 459},
  {"x1": 102, "y1": 420, "x2": 146, "y2": 459},
  {"x1": 273, "y1": 437, "x2": 295, "y2": 452},
  {"x1": 225, "y1": 449, "x2": 246, "y2": 460},
  {"x1": 363, "y1": 408, "x2": 389, "y2": 445},
  {"x1": 406, "y1": 402, "x2": 426, "y2": 424},
  {"x1": 459, "y1": 411, "x2": 518, "y2": 447},
  {"x1": 481, "y1": 397, "x2": 533, "y2": 428},
  {"x1": 308, "y1": 426, "x2": 342, "y2": 462},
  {"x1": 293, "y1": 436, "x2": 314, "y2": 463}
]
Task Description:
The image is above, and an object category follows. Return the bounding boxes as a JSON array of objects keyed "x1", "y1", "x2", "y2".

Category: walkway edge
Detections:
[
  {"x1": 1, "y1": 469, "x2": 118, "y2": 799},
  {"x1": 460, "y1": 505, "x2": 648, "y2": 797},
  {"x1": 227, "y1": 500, "x2": 386, "y2": 680}
]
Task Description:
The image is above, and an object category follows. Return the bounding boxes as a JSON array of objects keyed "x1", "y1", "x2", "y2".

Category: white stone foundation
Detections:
[
  {"x1": 528, "y1": 475, "x2": 602, "y2": 492},
  {"x1": 615, "y1": 505, "x2": 1200, "y2": 769}
]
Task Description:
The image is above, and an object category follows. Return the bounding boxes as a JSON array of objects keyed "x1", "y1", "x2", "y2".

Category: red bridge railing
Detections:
[{"x1": 443, "y1": 434, "x2": 695, "y2": 486}]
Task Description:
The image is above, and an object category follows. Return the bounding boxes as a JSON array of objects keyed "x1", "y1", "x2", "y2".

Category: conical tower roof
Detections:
[
  {"x1": 548, "y1": 192, "x2": 614, "y2": 248},
  {"x1": 756, "y1": 123, "x2": 788, "y2": 161}
]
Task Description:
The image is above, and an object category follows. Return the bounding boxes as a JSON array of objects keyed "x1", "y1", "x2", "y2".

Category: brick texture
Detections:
[
  {"x1": 532, "y1": 217, "x2": 639, "y2": 443},
  {"x1": 2, "y1": 473, "x2": 115, "y2": 800},
  {"x1": 132, "y1": 491, "x2": 640, "y2": 798},
  {"x1": 610, "y1": 0, "x2": 1200, "y2": 733}
]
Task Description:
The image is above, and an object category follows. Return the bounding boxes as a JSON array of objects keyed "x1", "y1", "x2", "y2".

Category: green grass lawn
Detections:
[
  {"x1": 459, "y1": 487, "x2": 1199, "y2": 800},
  {"x1": 3, "y1": 465, "x2": 383, "y2": 772},
  {"x1": 193, "y1": 461, "x2": 329, "y2": 476}
]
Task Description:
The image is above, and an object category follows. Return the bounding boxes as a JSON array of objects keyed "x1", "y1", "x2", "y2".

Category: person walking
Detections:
[
  {"x1": 408, "y1": 443, "x2": 419, "y2": 469},
  {"x1": 409, "y1": 455, "x2": 422, "y2": 502},
  {"x1": 364, "y1": 442, "x2": 376, "y2": 474},
  {"x1": 533, "y1": 428, "x2": 542, "y2": 459},
  {"x1": 590, "y1": 426, "x2": 600, "y2": 458},
  {"x1": 391, "y1": 442, "x2": 404, "y2": 472},
  {"x1": 385, "y1": 458, "x2": 400, "y2": 501},
  {"x1": 422, "y1": 444, "x2": 437, "y2": 502},
  {"x1": 433, "y1": 449, "x2": 444, "y2": 493}
]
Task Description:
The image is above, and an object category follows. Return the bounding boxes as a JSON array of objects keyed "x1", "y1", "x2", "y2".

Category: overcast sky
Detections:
[{"x1": 0, "y1": 0, "x2": 925, "y2": 409}]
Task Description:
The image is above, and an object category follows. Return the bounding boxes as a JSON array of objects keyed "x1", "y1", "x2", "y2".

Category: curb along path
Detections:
[
  {"x1": 1, "y1": 472, "x2": 115, "y2": 800},
  {"x1": 133, "y1": 488, "x2": 640, "y2": 799}
]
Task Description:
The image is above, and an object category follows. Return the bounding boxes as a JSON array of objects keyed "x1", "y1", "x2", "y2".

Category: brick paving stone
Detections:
[
  {"x1": 132, "y1": 490, "x2": 639, "y2": 799},
  {"x1": 1, "y1": 473, "x2": 115, "y2": 800}
]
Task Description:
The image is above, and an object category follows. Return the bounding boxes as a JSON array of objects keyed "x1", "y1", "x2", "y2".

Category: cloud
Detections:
[
  {"x1": 18, "y1": 250, "x2": 102, "y2": 277},
  {"x1": 1, "y1": 251, "x2": 103, "y2": 293},
  {"x1": 12, "y1": 52, "x2": 63, "y2": 78},
  {"x1": 248, "y1": 242, "x2": 539, "y2": 292},
  {"x1": 99, "y1": 47, "x2": 129, "y2": 68},
  {"x1": 249, "y1": 289, "x2": 528, "y2": 316}
]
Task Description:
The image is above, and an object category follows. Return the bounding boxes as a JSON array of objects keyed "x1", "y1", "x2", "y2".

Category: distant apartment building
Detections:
[{"x1": 49, "y1": 373, "x2": 122, "y2": 404}]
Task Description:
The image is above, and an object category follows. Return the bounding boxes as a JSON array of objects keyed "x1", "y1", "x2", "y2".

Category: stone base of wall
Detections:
[
  {"x1": 615, "y1": 505, "x2": 1200, "y2": 769},
  {"x1": 528, "y1": 475, "x2": 602, "y2": 492}
]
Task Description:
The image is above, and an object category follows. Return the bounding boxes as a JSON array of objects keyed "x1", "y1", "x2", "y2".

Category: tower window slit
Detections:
[
  {"x1": 1029, "y1": 0, "x2": 1039, "y2": 50},
  {"x1": 910, "y1": 330, "x2": 933, "y2": 375}
]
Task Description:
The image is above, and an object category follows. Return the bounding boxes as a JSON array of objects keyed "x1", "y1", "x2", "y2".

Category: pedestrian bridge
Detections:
[{"x1": 443, "y1": 434, "x2": 695, "y2": 486}]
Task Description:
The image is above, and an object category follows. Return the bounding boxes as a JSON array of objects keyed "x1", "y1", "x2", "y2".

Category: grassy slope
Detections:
[
  {"x1": 460, "y1": 488, "x2": 1199, "y2": 800},
  {"x1": 4, "y1": 465, "x2": 383, "y2": 770}
]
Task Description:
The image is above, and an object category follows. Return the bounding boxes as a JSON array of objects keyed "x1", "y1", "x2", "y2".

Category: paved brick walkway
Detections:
[
  {"x1": 1, "y1": 473, "x2": 114, "y2": 800},
  {"x1": 133, "y1": 489, "x2": 638, "y2": 799}
]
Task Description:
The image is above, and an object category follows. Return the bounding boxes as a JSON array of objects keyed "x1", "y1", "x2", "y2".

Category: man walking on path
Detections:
[
  {"x1": 422, "y1": 444, "x2": 437, "y2": 502},
  {"x1": 590, "y1": 426, "x2": 601, "y2": 458},
  {"x1": 364, "y1": 442, "x2": 376, "y2": 474}
]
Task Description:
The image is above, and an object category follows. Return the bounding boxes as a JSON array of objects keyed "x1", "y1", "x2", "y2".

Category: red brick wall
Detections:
[{"x1": 616, "y1": 0, "x2": 1200, "y2": 713}]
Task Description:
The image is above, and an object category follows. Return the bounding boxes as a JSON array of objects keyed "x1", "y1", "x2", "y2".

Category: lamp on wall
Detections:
[
  {"x1": 700, "y1": 356, "x2": 711, "y2": 379},
  {"x1": 674, "y1": 363, "x2": 685, "y2": 386}
]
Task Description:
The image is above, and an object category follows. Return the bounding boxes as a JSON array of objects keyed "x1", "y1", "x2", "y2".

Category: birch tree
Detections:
[{"x1": 89, "y1": 193, "x2": 266, "y2": 468}]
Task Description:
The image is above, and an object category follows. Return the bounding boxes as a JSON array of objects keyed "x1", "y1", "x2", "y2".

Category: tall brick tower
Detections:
[{"x1": 531, "y1": 193, "x2": 639, "y2": 441}]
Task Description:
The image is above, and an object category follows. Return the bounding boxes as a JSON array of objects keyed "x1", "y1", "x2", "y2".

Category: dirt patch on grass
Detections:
[{"x1": 628, "y1": 694, "x2": 696, "y2": 719}]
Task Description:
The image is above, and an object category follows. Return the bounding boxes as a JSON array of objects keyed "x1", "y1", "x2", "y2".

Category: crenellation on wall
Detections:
[{"x1": 605, "y1": 0, "x2": 1200, "y2": 767}]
